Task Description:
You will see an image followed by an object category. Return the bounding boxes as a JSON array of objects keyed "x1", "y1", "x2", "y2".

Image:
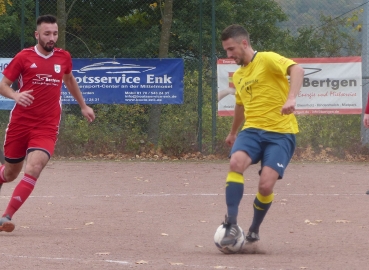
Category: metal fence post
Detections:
[
  {"x1": 198, "y1": 0, "x2": 203, "y2": 152},
  {"x1": 211, "y1": 0, "x2": 216, "y2": 152},
  {"x1": 362, "y1": 0, "x2": 369, "y2": 145}
]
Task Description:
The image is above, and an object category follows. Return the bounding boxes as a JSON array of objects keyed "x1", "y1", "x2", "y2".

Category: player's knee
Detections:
[
  {"x1": 258, "y1": 182, "x2": 273, "y2": 196},
  {"x1": 4, "y1": 171, "x2": 19, "y2": 182},
  {"x1": 25, "y1": 164, "x2": 43, "y2": 178},
  {"x1": 229, "y1": 157, "x2": 245, "y2": 172}
]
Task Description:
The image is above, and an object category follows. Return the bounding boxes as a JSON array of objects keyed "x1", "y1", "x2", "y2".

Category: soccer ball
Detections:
[{"x1": 213, "y1": 224, "x2": 245, "y2": 254}]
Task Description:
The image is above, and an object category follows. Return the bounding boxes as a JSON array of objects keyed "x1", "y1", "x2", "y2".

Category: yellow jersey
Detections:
[{"x1": 233, "y1": 51, "x2": 299, "y2": 134}]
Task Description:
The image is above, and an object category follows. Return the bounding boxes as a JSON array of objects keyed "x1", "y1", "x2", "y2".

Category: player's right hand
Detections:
[
  {"x1": 364, "y1": 114, "x2": 369, "y2": 128},
  {"x1": 14, "y1": 90, "x2": 34, "y2": 107},
  {"x1": 225, "y1": 133, "x2": 237, "y2": 147}
]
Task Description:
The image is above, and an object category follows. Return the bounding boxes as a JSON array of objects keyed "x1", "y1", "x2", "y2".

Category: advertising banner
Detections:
[
  {"x1": 0, "y1": 58, "x2": 15, "y2": 110},
  {"x1": 217, "y1": 57, "x2": 362, "y2": 116},
  {"x1": 0, "y1": 58, "x2": 184, "y2": 109},
  {"x1": 62, "y1": 58, "x2": 184, "y2": 104}
]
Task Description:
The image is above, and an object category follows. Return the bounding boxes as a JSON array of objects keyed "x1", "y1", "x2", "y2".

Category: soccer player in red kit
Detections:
[{"x1": 0, "y1": 14, "x2": 95, "y2": 232}]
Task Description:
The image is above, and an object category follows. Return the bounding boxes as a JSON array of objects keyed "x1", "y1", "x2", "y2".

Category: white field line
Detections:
[{"x1": 0, "y1": 193, "x2": 367, "y2": 200}]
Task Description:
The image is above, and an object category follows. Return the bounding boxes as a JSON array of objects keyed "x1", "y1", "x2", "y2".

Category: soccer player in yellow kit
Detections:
[{"x1": 219, "y1": 24, "x2": 304, "y2": 246}]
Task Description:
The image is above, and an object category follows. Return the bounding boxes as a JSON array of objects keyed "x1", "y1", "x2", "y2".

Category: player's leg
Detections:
[
  {"x1": 246, "y1": 166, "x2": 278, "y2": 242},
  {"x1": 221, "y1": 129, "x2": 261, "y2": 246},
  {"x1": 0, "y1": 131, "x2": 27, "y2": 232},
  {"x1": 0, "y1": 150, "x2": 49, "y2": 233},
  {"x1": 0, "y1": 162, "x2": 24, "y2": 232},
  {"x1": 1, "y1": 128, "x2": 56, "y2": 233},
  {"x1": 246, "y1": 132, "x2": 296, "y2": 242},
  {"x1": 0, "y1": 123, "x2": 28, "y2": 186}
]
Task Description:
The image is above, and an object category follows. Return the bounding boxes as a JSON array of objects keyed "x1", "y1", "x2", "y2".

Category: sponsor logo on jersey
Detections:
[
  {"x1": 32, "y1": 74, "x2": 61, "y2": 86},
  {"x1": 30, "y1": 63, "x2": 37, "y2": 68}
]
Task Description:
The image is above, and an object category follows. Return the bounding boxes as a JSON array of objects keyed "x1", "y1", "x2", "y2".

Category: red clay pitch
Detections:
[{"x1": 0, "y1": 160, "x2": 368, "y2": 269}]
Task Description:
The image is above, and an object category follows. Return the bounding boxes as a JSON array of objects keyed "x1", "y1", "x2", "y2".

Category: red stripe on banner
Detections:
[
  {"x1": 219, "y1": 109, "x2": 361, "y2": 116},
  {"x1": 292, "y1": 57, "x2": 361, "y2": 64},
  {"x1": 218, "y1": 110, "x2": 234, "y2": 116},
  {"x1": 294, "y1": 109, "x2": 362, "y2": 115}
]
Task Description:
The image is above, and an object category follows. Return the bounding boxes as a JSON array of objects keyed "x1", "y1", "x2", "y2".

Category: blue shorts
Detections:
[{"x1": 230, "y1": 128, "x2": 296, "y2": 179}]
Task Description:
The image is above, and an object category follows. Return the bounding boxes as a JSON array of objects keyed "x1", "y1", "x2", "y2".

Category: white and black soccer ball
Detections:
[{"x1": 213, "y1": 224, "x2": 245, "y2": 254}]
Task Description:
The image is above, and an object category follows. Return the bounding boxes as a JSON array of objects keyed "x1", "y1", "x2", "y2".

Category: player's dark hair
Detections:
[
  {"x1": 36, "y1": 15, "x2": 57, "y2": 26},
  {"x1": 221, "y1": 24, "x2": 250, "y2": 43}
]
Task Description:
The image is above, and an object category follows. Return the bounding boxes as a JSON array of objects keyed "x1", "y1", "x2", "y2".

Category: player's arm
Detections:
[
  {"x1": 281, "y1": 64, "x2": 304, "y2": 115},
  {"x1": 225, "y1": 103, "x2": 245, "y2": 147},
  {"x1": 63, "y1": 73, "x2": 95, "y2": 122},
  {"x1": 364, "y1": 98, "x2": 369, "y2": 128},
  {"x1": 0, "y1": 76, "x2": 34, "y2": 107},
  {"x1": 218, "y1": 87, "x2": 236, "y2": 101}
]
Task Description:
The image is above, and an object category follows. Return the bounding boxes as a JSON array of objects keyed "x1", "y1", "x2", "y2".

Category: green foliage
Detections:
[
  {"x1": 57, "y1": 104, "x2": 149, "y2": 156},
  {"x1": 0, "y1": 0, "x2": 366, "y2": 159},
  {"x1": 295, "y1": 114, "x2": 363, "y2": 157},
  {"x1": 56, "y1": 114, "x2": 90, "y2": 156},
  {"x1": 0, "y1": 0, "x2": 35, "y2": 57}
]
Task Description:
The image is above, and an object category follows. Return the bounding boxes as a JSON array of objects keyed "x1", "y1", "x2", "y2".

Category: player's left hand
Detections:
[
  {"x1": 81, "y1": 106, "x2": 95, "y2": 122},
  {"x1": 281, "y1": 99, "x2": 296, "y2": 115}
]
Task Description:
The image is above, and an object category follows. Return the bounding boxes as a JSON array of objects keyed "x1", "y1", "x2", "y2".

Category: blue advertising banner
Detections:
[
  {"x1": 62, "y1": 58, "x2": 184, "y2": 104},
  {"x1": 0, "y1": 58, "x2": 184, "y2": 109},
  {"x1": 0, "y1": 58, "x2": 15, "y2": 110}
]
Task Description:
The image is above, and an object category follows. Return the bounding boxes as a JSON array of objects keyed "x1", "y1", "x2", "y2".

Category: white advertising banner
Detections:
[{"x1": 217, "y1": 57, "x2": 362, "y2": 116}]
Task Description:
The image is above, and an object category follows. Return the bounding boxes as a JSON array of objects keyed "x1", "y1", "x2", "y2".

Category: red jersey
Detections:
[{"x1": 3, "y1": 46, "x2": 72, "y2": 127}]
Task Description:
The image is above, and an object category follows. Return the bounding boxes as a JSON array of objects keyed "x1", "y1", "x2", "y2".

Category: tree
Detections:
[
  {"x1": 0, "y1": 0, "x2": 12, "y2": 15},
  {"x1": 289, "y1": 13, "x2": 361, "y2": 58},
  {"x1": 56, "y1": 0, "x2": 78, "y2": 50},
  {"x1": 147, "y1": 0, "x2": 173, "y2": 145}
]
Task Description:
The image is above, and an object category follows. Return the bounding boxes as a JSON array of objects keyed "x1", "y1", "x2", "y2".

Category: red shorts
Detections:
[{"x1": 4, "y1": 122, "x2": 59, "y2": 162}]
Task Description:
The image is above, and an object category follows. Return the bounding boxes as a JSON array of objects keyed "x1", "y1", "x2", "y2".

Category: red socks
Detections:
[{"x1": 3, "y1": 174, "x2": 37, "y2": 218}]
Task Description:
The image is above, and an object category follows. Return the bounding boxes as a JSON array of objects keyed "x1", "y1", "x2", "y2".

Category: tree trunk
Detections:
[
  {"x1": 57, "y1": 0, "x2": 66, "y2": 49},
  {"x1": 147, "y1": 0, "x2": 173, "y2": 145}
]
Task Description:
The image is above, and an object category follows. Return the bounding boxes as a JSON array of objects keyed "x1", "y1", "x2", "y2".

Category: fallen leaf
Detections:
[
  {"x1": 95, "y1": 252, "x2": 110, "y2": 255},
  {"x1": 85, "y1": 222, "x2": 94, "y2": 226},
  {"x1": 161, "y1": 233, "x2": 169, "y2": 236},
  {"x1": 169, "y1": 262, "x2": 184, "y2": 265},
  {"x1": 304, "y1": 219, "x2": 310, "y2": 223},
  {"x1": 199, "y1": 220, "x2": 207, "y2": 223},
  {"x1": 336, "y1": 220, "x2": 350, "y2": 223},
  {"x1": 136, "y1": 260, "x2": 148, "y2": 264},
  {"x1": 195, "y1": 245, "x2": 203, "y2": 248}
]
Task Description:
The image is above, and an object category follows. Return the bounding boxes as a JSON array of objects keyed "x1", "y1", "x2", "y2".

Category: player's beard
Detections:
[
  {"x1": 234, "y1": 51, "x2": 246, "y2": 66},
  {"x1": 39, "y1": 40, "x2": 55, "y2": 52}
]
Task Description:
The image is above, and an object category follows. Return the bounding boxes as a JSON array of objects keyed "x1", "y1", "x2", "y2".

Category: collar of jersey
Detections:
[
  {"x1": 250, "y1": 51, "x2": 258, "y2": 62},
  {"x1": 34, "y1": 45, "x2": 54, "y2": 59}
]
